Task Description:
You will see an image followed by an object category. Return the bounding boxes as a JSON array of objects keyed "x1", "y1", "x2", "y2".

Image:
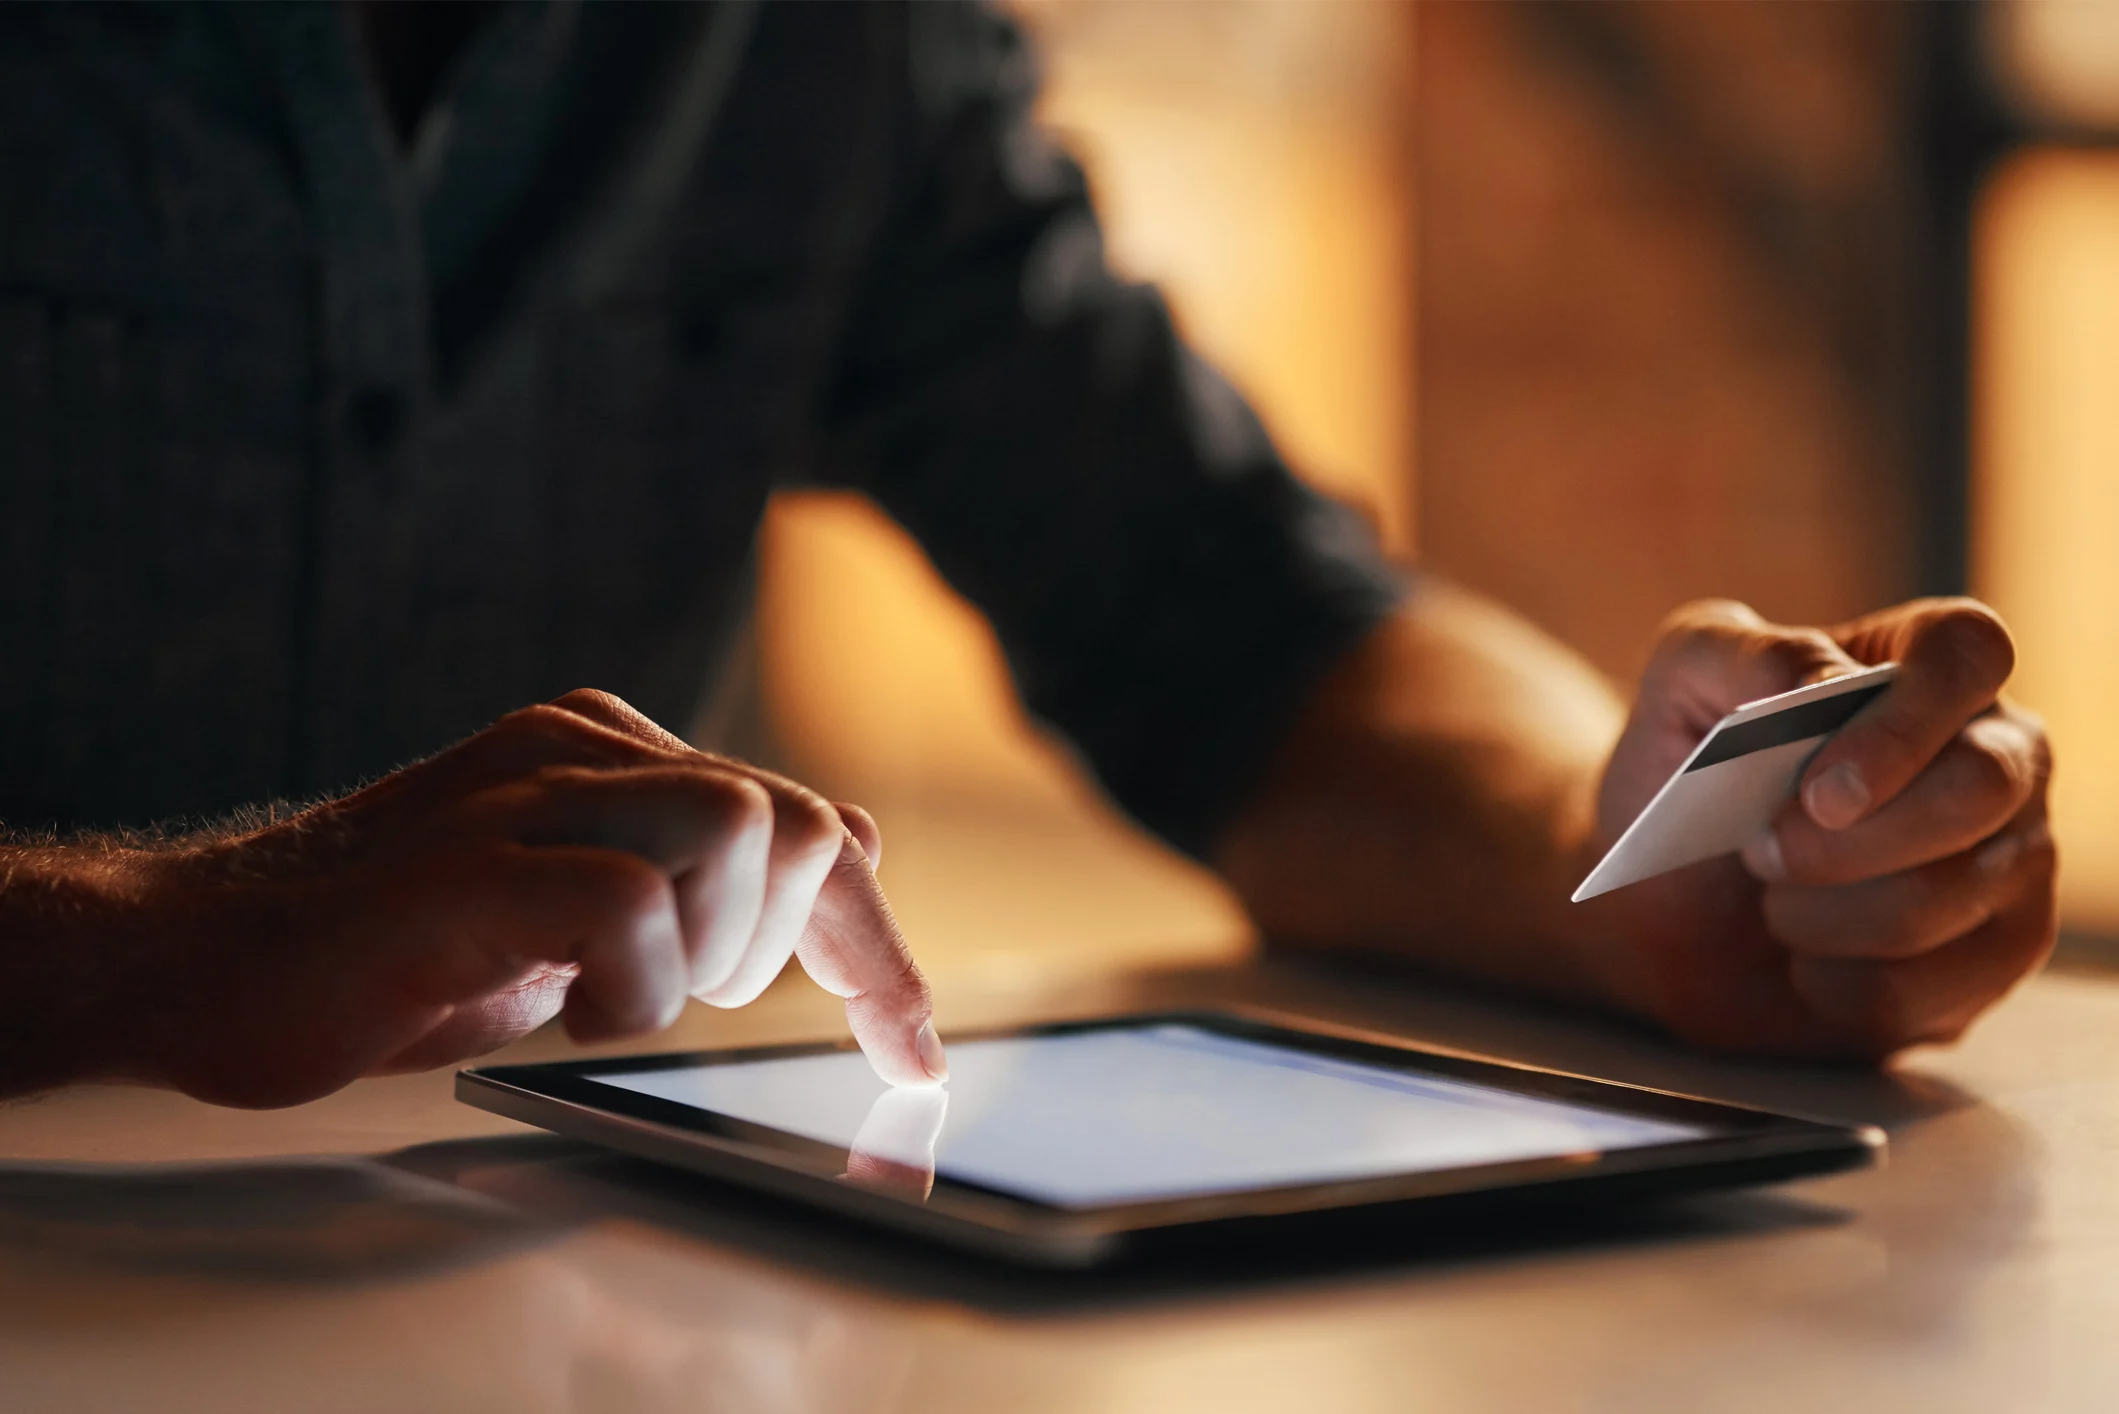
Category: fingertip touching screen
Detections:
[{"x1": 592, "y1": 1023, "x2": 1708, "y2": 1209}]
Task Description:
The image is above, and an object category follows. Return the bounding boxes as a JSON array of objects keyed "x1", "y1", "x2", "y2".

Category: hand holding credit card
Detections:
[{"x1": 1576, "y1": 662, "x2": 1899, "y2": 901}]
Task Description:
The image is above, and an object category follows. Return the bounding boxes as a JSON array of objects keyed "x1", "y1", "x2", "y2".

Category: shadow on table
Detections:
[
  {"x1": 383, "y1": 1130, "x2": 1854, "y2": 1316},
  {"x1": 370, "y1": 960, "x2": 2007, "y2": 1316},
  {"x1": 0, "y1": 1138, "x2": 577, "y2": 1284},
  {"x1": 0, "y1": 962, "x2": 2004, "y2": 1310}
]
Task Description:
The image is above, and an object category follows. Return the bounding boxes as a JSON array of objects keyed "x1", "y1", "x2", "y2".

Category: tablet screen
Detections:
[{"x1": 593, "y1": 1022, "x2": 1707, "y2": 1208}]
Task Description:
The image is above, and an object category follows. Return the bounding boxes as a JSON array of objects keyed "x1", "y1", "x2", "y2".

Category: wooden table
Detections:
[
  {"x1": 5, "y1": 956, "x2": 2118, "y2": 1413},
  {"x1": 3, "y1": 800, "x2": 2116, "y2": 1412}
]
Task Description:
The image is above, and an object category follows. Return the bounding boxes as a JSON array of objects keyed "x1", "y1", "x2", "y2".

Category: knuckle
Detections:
[
  {"x1": 896, "y1": 972, "x2": 933, "y2": 1020},
  {"x1": 1749, "y1": 628, "x2": 1840, "y2": 681},
  {"x1": 500, "y1": 702, "x2": 577, "y2": 737},
  {"x1": 1948, "y1": 738, "x2": 2024, "y2": 825},
  {"x1": 875, "y1": 943, "x2": 929, "y2": 1006},
  {"x1": 711, "y1": 773, "x2": 776, "y2": 834},
  {"x1": 2000, "y1": 694, "x2": 2046, "y2": 735},
  {"x1": 1655, "y1": 600, "x2": 1755, "y2": 657},
  {"x1": 778, "y1": 788, "x2": 843, "y2": 857},
  {"x1": 834, "y1": 801, "x2": 883, "y2": 862},
  {"x1": 843, "y1": 956, "x2": 931, "y2": 1032},
  {"x1": 1649, "y1": 603, "x2": 1848, "y2": 701},
  {"x1": 1662, "y1": 598, "x2": 1759, "y2": 635},
  {"x1": 550, "y1": 687, "x2": 628, "y2": 719}
]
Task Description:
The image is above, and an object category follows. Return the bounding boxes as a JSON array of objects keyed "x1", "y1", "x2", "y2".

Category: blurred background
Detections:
[{"x1": 718, "y1": 0, "x2": 2119, "y2": 984}]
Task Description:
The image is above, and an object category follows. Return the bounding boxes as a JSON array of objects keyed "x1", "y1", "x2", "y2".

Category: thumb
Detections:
[{"x1": 1643, "y1": 600, "x2": 1866, "y2": 730}]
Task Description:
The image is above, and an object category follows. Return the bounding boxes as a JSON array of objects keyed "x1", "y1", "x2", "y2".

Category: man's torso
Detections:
[{"x1": 0, "y1": 1, "x2": 896, "y2": 829}]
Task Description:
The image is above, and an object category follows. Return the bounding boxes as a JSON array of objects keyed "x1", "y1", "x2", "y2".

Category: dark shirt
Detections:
[{"x1": 0, "y1": 0, "x2": 1401, "y2": 856}]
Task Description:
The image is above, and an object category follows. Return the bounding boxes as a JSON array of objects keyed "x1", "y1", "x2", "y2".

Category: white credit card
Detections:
[{"x1": 1573, "y1": 661, "x2": 1899, "y2": 902}]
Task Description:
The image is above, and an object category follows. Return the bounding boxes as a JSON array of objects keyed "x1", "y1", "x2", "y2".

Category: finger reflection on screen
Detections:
[{"x1": 840, "y1": 1085, "x2": 949, "y2": 1201}]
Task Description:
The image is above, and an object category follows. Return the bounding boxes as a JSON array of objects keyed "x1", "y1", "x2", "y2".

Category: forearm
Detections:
[
  {"x1": 0, "y1": 840, "x2": 167, "y2": 1096},
  {"x1": 1215, "y1": 583, "x2": 1629, "y2": 1001}
]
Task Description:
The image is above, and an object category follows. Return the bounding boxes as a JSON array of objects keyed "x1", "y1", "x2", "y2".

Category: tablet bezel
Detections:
[{"x1": 456, "y1": 1009, "x2": 1882, "y2": 1266}]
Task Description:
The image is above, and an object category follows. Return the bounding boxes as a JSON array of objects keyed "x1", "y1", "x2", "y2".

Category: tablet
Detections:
[{"x1": 457, "y1": 1011, "x2": 1881, "y2": 1266}]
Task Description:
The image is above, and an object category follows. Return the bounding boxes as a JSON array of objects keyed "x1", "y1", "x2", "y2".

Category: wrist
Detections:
[{"x1": 0, "y1": 842, "x2": 181, "y2": 1093}]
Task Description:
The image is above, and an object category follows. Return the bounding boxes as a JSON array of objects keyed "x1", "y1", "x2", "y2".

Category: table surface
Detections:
[{"x1": 4, "y1": 800, "x2": 2118, "y2": 1413}]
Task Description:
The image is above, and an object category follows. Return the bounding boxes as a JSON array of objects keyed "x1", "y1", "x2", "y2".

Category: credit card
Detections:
[{"x1": 1572, "y1": 661, "x2": 1899, "y2": 902}]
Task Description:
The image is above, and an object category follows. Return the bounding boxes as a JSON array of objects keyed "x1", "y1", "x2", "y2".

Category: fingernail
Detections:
[
  {"x1": 1742, "y1": 829, "x2": 1786, "y2": 882},
  {"x1": 915, "y1": 1019, "x2": 949, "y2": 1082},
  {"x1": 1805, "y1": 762, "x2": 1870, "y2": 830}
]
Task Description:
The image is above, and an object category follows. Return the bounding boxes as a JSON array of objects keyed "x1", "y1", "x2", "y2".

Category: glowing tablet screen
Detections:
[{"x1": 595, "y1": 1023, "x2": 1706, "y2": 1209}]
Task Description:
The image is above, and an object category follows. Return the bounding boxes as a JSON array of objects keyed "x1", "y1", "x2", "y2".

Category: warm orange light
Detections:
[
  {"x1": 1974, "y1": 149, "x2": 2119, "y2": 928},
  {"x1": 1027, "y1": 0, "x2": 1416, "y2": 552},
  {"x1": 741, "y1": 4, "x2": 1414, "y2": 975},
  {"x1": 1987, "y1": 1, "x2": 2119, "y2": 132},
  {"x1": 757, "y1": 2, "x2": 1416, "y2": 803}
]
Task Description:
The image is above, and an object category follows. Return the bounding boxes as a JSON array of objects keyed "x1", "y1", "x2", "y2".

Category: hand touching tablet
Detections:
[{"x1": 0, "y1": 690, "x2": 945, "y2": 1107}]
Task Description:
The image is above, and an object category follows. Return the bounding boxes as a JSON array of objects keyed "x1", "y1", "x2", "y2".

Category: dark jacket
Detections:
[{"x1": 0, "y1": 0, "x2": 1399, "y2": 854}]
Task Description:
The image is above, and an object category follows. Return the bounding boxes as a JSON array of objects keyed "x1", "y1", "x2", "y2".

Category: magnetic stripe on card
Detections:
[{"x1": 1685, "y1": 683, "x2": 1891, "y2": 772}]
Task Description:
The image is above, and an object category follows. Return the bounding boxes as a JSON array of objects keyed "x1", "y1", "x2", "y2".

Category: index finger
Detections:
[
  {"x1": 794, "y1": 833, "x2": 947, "y2": 1087},
  {"x1": 1803, "y1": 599, "x2": 2015, "y2": 830}
]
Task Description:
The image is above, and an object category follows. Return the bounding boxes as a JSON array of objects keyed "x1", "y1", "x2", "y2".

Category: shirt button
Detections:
[{"x1": 346, "y1": 384, "x2": 407, "y2": 460}]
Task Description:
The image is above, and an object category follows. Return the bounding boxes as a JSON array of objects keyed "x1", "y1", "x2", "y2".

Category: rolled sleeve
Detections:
[{"x1": 817, "y1": 1, "x2": 1406, "y2": 857}]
